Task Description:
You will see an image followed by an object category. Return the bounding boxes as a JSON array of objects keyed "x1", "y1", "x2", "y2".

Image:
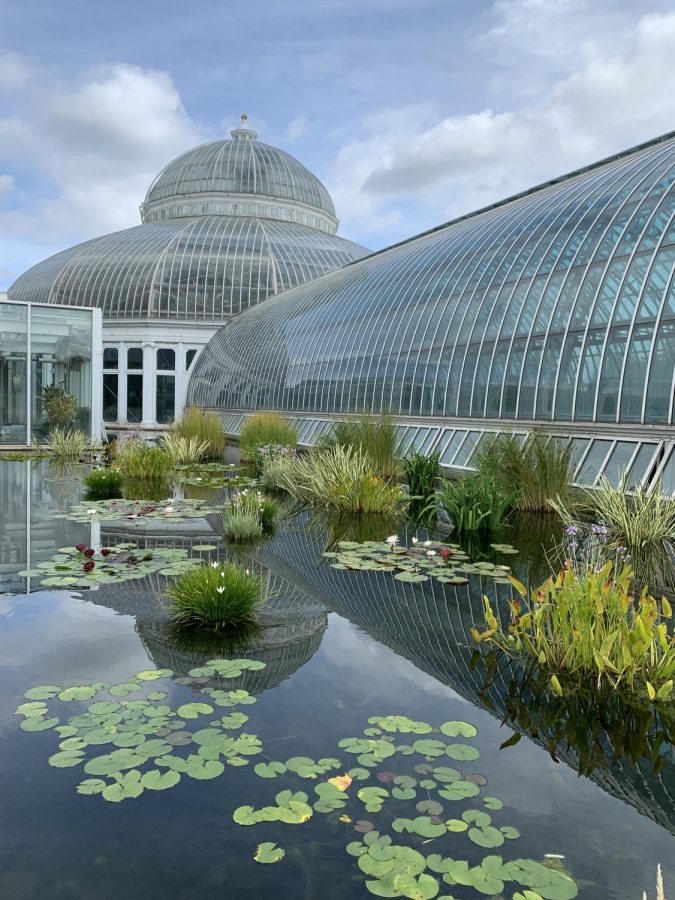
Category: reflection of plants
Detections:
[
  {"x1": 15, "y1": 659, "x2": 266, "y2": 802},
  {"x1": 168, "y1": 562, "x2": 264, "y2": 631},
  {"x1": 233, "y1": 713, "x2": 578, "y2": 897},
  {"x1": 476, "y1": 563, "x2": 674, "y2": 701},
  {"x1": 42, "y1": 384, "x2": 78, "y2": 425},
  {"x1": 121, "y1": 477, "x2": 173, "y2": 501},
  {"x1": 55, "y1": 497, "x2": 218, "y2": 525},
  {"x1": 175, "y1": 408, "x2": 226, "y2": 458},
  {"x1": 428, "y1": 474, "x2": 516, "y2": 533},
  {"x1": 325, "y1": 538, "x2": 514, "y2": 586},
  {"x1": 160, "y1": 433, "x2": 211, "y2": 466},
  {"x1": 42, "y1": 427, "x2": 89, "y2": 459},
  {"x1": 83, "y1": 468, "x2": 123, "y2": 499},
  {"x1": 17, "y1": 543, "x2": 199, "y2": 588}
]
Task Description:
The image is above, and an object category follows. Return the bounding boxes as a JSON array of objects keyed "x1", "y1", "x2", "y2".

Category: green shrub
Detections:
[
  {"x1": 175, "y1": 408, "x2": 226, "y2": 459},
  {"x1": 321, "y1": 414, "x2": 400, "y2": 482},
  {"x1": 430, "y1": 473, "x2": 514, "y2": 533},
  {"x1": 403, "y1": 450, "x2": 440, "y2": 523},
  {"x1": 222, "y1": 513, "x2": 264, "y2": 543},
  {"x1": 42, "y1": 384, "x2": 78, "y2": 426},
  {"x1": 476, "y1": 563, "x2": 675, "y2": 701},
  {"x1": 168, "y1": 562, "x2": 263, "y2": 630},
  {"x1": 239, "y1": 413, "x2": 297, "y2": 460},
  {"x1": 43, "y1": 427, "x2": 89, "y2": 459},
  {"x1": 260, "y1": 454, "x2": 296, "y2": 492},
  {"x1": 477, "y1": 432, "x2": 573, "y2": 512},
  {"x1": 222, "y1": 488, "x2": 278, "y2": 541},
  {"x1": 277, "y1": 444, "x2": 405, "y2": 516},
  {"x1": 83, "y1": 467, "x2": 123, "y2": 499},
  {"x1": 113, "y1": 437, "x2": 173, "y2": 480},
  {"x1": 160, "y1": 433, "x2": 211, "y2": 466}
]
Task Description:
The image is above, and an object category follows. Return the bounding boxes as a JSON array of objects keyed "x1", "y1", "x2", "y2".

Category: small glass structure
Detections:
[{"x1": 0, "y1": 299, "x2": 102, "y2": 445}]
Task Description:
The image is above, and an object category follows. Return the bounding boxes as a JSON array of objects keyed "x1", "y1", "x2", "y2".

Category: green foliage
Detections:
[
  {"x1": 168, "y1": 562, "x2": 264, "y2": 630},
  {"x1": 277, "y1": 445, "x2": 405, "y2": 515},
  {"x1": 260, "y1": 453, "x2": 296, "y2": 491},
  {"x1": 222, "y1": 488, "x2": 278, "y2": 542},
  {"x1": 42, "y1": 384, "x2": 78, "y2": 425},
  {"x1": 320, "y1": 414, "x2": 400, "y2": 481},
  {"x1": 239, "y1": 412, "x2": 297, "y2": 460},
  {"x1": 403, "y1": 450, "x2": 439, "y2": 500},
  {"x1": 112, "y1": 437, "x2": 173, "y2": 480},
  {"x1": 476, "y1": 563, "x2": 675, "y2": 701},
  {"x1": 83, "y1": 467, "x2": 123, "y2": 499},
  {"x1": 431, "y1": 474, "x2": 515, "y2": 533},
  {"x1": 42, "y1": 427, "x2": 89, "y2": 459},
  {"x1": 175, "y1": 408, "x2": 226, "y2": 458},
  {"x1": 160, "y1": 433, "x2": 211, "y2": 466},
  {"x1": 54, "y1": 497, "x2": 218, "y2": 525},
  {"x1": 477, "y1": 432, "x2": 573, "y2": 512},
  {"x1": 222, "y1": 513, "x2": 264, "y2": 544}
]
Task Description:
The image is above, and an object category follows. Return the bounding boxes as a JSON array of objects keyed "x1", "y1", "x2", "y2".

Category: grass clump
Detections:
[
  {"x1": 112, "y1": 437, "x2": 173, "y2": 480},
  {"x1": 260, "y1": 453, "x2": 296, "y2": 492},
  {"x1": 175, "y1": 408, "x2": 226, "y2": 459},
  {"x1": 239, "y1": 413, "x2": 297, "y2": 461},
  {"x1": 477, "y1": 432, "x2": 573, "y2": 512},
  {"x1": 222, "y1": 488, "x2": 279, "y2": 542},
  {"x1": 160, "y1": 433, "x2": 211, "y2": 466},
  {"x1": 429, "y1": 473, "x2": 515, "y2": 533},
  {"x1": 83, "y1": 468, "x2": 123, "y2": 499},
  {"x1": 476, "y1": 562, "x2": 675, "y2": 702},
  {"x1": 321, "y1": 414, "x2": 400, "y2": 482},
  {"x1": 42, "y1": 427, "x2": 89, "y2": 459},
  {"x1": 168, "y1": 562, "x2": 263, "y2": 631},
  {"x1": 277, "y1": 445, "x2": 405, "y2": 516},
  {"x1": 403, "y1": 450, "x2": 439, "y2": 523}
]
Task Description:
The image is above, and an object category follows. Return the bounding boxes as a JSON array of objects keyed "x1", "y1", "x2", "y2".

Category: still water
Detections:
[{"x1": 0, "y1": 460, "x2": 672, "y2": 899}]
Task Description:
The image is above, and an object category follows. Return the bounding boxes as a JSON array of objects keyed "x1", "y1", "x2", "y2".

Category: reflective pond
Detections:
[{"x1": 0, "y1": 459, "x2": 673, "y2": 899}]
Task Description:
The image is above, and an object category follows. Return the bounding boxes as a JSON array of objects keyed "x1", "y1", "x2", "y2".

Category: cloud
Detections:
[
  {"x1": 0, "y1": 174, "x2": 14, "y2": 193},
  {"x1": 329, "y1": 7, "x2": 675, "y2": 246}
]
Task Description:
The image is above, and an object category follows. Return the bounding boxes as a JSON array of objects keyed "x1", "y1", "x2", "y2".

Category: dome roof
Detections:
[{"x1": 141, "y1": 118, "x2": 338, "y2": 234}]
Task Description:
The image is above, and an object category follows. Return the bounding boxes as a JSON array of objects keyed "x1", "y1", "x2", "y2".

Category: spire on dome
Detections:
[{"x1": 231, "y1": 113, "x2": 257, "y2": 141}]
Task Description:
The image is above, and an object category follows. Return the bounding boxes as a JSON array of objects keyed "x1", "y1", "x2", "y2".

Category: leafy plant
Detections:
[
  {"x1": 477, "y1": 432, "x2": 573, "y2": 512},
  {"x1": 277, "y1": 445, "x2": 406, "y2": 516},
  {"x1": 42, "y1": 427, "x2": 89, "y2": 459},
  {"x1": 260, "y1": 453, "x2": 296, "y2": 491},
  {"x1": 249, "y1": 443, "x2": 295, "y2": 477},
  {"x1": 112, "y1": 437, "x2": 173, "y2": 480},
  {"x1": 160, "y1": 433, "x2": 211, "y2": 466},
  {"x1": 83, "y1": 467, "x2": 124, "y2": 499},
  {"x1": 475, "y1": 563, "x2": 675, "y2": 701},
  {"x1": 222, "y1": 488, "x2": 278, "y2": 542},
  {"x1": 239, "y1": 413, "x2": 297, "y2": 461},
  {"x1": 429, "y1": 474, "x2": 515, "y2": 533},
  {"x1": 41, "y1": 384, "x2": 78, "y2": 426},
  {"x1": 222, "y1": 514, "x2": 264, "y2": 544},
  {"x1": 320, "y1": 414, "x2": 401, "y2": 482},
  {"x1": 168, "y1": 562, "x2": 265, "y2": 630},
  {"x1": 175, "y1": 408, "x2": 226, "y2": 458},
  {"x1": 403, "y1": 450, "x2": 439, "y2": 500}
]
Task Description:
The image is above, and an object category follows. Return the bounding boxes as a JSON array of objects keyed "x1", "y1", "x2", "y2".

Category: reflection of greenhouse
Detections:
[{"x1": 249, "y1": 517, "x2": 675, "y2": 838}]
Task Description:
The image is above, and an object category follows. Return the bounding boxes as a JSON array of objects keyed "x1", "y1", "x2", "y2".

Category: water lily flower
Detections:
[
  {"x1": 125, "y1": 514, "x2": 138, "y2": 520},
  {"x1": 426, "y1": 550, "x2": 437, "y2": 557},
  {"x1": 411, "y1": 537, "x2": 418, "y2": 544},
  {"x1": 75, "y1": 544, "x2": 86, "y2": 553},
  {"x1": 87, "y1": 509, "x2": 98, "y2": 515},
  {"x1": 423, "y1": 540, "x2": 432, "y2": 547},
  {"x1": 385, "y1": 535, "x2": 399, "y2": 546},
  {"x1": 164, "y1": 506, "x2": 175, "y2": 513}
]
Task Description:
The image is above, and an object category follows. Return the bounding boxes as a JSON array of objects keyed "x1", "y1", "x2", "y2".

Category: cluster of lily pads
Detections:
[
  {"x1": 15, "y1": 659, "x2": 267, "y2": 801},
  {"x1": 323, "y1": 539, "x2": 516, "y2": 586},
  {"x1": 17, "y1": 543, "x2": 200, "y2": 588},
  {"x1": 54, "y1": 497, "x2": 219, "y2": 525},
  {"x1": 234, "y1": 714, "x2": 578, "y2": 898},
  {"x1": 175, "y1": 463, "x2": 256, "y2": 490}
]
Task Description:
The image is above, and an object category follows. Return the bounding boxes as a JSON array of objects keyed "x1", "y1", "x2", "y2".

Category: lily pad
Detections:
[{"x1": 254, "y1": 842, "x2": 285, "y2": 864}]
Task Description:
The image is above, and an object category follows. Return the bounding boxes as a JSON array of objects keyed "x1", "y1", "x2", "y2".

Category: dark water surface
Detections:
[{"x1": 0, "y1": 460, "x2": 673, "y2": 900}]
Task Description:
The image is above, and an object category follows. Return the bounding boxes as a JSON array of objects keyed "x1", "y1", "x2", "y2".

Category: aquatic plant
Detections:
[
  {"x1": 160, "y1": 433, "x2": 211, "y2": 466},
  {"x1": 248, "y1": 442, "x2": 295, "y2": 477},
  {"x1": 54, "y1": 497, "x2": 218, "y2": 525},
  {"x1": 403, "y1": 450, "x2": 439, "y2": 500},
  {"x1": 112, "y1": 437, "x2": 173, "y2": 480},
  {"x1": 223, "y1": 488, "x2": 278, "y2": 542},
  {"x1": 177, "y1": 462, "x2": 252, "y2": 490},
  {"x1": 17, "y1": 542, "x2": 199, "y2": 587},
  {"x1": 42, "y1": 426, "x2": 89, "y2": 459},
  {"x1": 324, "y1": 537, "x2": 514, "y2": 586},
  {"x1": 239, "y1": 412, "x2": 297, "y2": 460},
  {"x1": 429, "y1": 474, "x2": 516, "y2": 533},
  {"x1": 175, "y1": 407, "x2": 226, "y2": 458},
  {"x1": 278, "y1": 445, "x2": 405, "y2": 516},
  {"x1": 477, "y1": 432, "x2": 573, "y2": 512},
  {"x1": 168, "y1": 562, "x2": 264, "y2": 630},
  {"x1": 320, "y1": 413, "x2": 401, "y2": 482},
  {"x1": 476, "y1": 563, "x2": 675, "y2": 702},
  {"x1": 223, "y1": 513, "x2": 264, "y2": 543},
  {"x1": 83, "y1": 467, "x2": 124, "y2": 500},
  {"x1": 260, "y1": 453, "x2": 296, "y2": 491}
]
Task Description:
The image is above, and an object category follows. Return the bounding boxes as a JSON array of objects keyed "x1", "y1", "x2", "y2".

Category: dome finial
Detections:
[
  {"x1": 231, "y1": 113, "x2": 257, "y2": 142},
  {"x1": 241, "y1": 112, "x2": 248, "y2": 127}
]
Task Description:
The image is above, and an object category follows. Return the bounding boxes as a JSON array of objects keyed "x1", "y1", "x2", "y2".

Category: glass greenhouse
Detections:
[{"x1": 188, "y1": 130, "x2": 675, "y2": 492}]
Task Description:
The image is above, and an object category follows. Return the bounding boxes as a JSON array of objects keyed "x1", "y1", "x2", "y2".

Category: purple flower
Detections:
[{"x1": 564, "y1": 526, "x2": 578, "y2": 537}]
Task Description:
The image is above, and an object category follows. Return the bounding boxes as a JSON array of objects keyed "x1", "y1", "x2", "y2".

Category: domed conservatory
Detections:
[{"x1": 8, "y1": 116, "x2": 369, "y2": 430}]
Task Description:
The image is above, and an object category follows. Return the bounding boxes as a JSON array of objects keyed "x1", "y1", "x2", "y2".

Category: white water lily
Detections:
[
  {"x1": 164, "y1": 506, "x2": 174, "y2": 513},
  {"x1": 426, "y1": 550, "x2": 437, "y2": 557},
  {"x1": 423, "y1": 540, "x2": 432, "y2": 547},
  {"x1": 385, "y1": 535, "x2": 399, "y2": 546},
  {"x1": 411, "y1": 537, "x2": 418, "y2": 544},
  {"x1": 87, "y1": 509, "x2": 98, "y2": 515}
]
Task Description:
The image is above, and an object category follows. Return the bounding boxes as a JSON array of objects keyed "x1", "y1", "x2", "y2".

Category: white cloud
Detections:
[
  {"x1": 284, "y1": 115, "x2": 310, "y2": 143},
  {"x1": 0, "y1": 174, "x2": 14, "y2": 193}
]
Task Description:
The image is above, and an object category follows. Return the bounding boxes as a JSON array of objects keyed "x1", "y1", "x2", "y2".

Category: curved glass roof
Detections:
[
  {"x1": 141, "y1": 122, "x2": 337, "y2": 233},
  {"x1": 9, "y1": 217, "x2": 368, "y2": 320},
  {"x1": 188, "y1": 130, "x2": 675, "y2": 428}
]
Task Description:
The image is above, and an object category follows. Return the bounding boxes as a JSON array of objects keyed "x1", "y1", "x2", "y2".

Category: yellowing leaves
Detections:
[{"x1": 327, "y1": 773, "x2": 353, "y2": 792}]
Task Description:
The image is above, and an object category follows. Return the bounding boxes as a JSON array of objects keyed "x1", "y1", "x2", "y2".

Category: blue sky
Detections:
[{"x1": 1, "y1": 0, "x2": 674, "y2": 288}]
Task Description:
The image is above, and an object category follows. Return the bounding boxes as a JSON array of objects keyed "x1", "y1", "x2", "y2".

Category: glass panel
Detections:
[
  {"x1": 417, "y1": 428, "x2": 441, "y2": 455},
  {"x1": 568, "y1": 438, "x2": 590, "y2": 475},
  {"x1": 645, "y1": 321, "x2": 675, "y2": 423},
  {"x1": 127, "y1": 348, "x2": 143, "y2": 370},
  {"x1": 0, "y1": 302, "x2": 28, "y2": 444},
  {"x1": 103, "y1": 374, "x2": 118, "y2": 422},
  {"x1": 439, "y1": 430, "x2": 465, "y2": 465},
  {"x1": 103, "y1": 348, "x2": 118, "y2": 369},
  {"x1": 156, "y1": 374, "x2": 175, "y2": 425},
  {"x1": 157, "y1": 348, "x2": 175, "y2": 371},
  {"x1": 601, "y1": 441, "x2": 638, "y2": 487},
  {"x1": 411, "y1": 428, "x2": 432, "y2": 453},
  {"x1": 626, "y1": 443, "x2": 658, "y2": 489},
  {"x1": 453, "y1": 430, "x2": 481, "y2": 466},
  {"x1": 186, "y1": 349, "x2": 197, "y2": 370},
  {"x1": 620, "y1": 324, "x2": 654, "y2": 422},
  {"x1": 399, "y1": 427, "x2": 419, "y2": 454},
  {"x1": 126, "y1": 374, "x2": 143, "y2": 423},
  {"x1": 597, "y1": 327, "x2": 629, "y2": 421},
  {"x1": 657, "y1": 446, "x2": 675, "y2": 496},
  {"x1": 575, "y1": 439, "x2": 613, "y2": 485}
]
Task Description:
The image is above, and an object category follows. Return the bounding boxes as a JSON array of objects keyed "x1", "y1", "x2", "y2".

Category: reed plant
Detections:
[
  {"x1": 160, "y1": 433, "x2": 211, "y2": 466},
  {"x1": 239, "y1": 412, "x2": 297, "y2": 460},
  {"x1": 477, "y1": 432, "x2": 573, "y2": 511},
  {"x1": 168, "y1": 561, "x2": 264, "y2": 631},
  {"x1": 112, "y1": 437, "x2": 173, "y2": 480},
  {"x1": 429, "y1": 473, "x2": 515, "y2": 533},
  {"x1": 222, "y1": 488, "x2": 278, "y2": 542},
  {"x1": 260, "y1": 453, "x2": 296, "y2": 492},
  {"x1": 321, "y1": 413, "x2": 400, "y2": 482},
  {"x1": 277, "y1": 444, "x2": 405, "y2": 515},
  {"x1": 42, "y1": 427, "x2": 89, "y2": 459},
  {"x1": 175, "y1": 408, "x2": 226, "y2": 459},
  {"x1": 83, "y1": 467, "x2": 123, "y2": 499},
  {"x1": 475, "y1": 562, "x2": 675, "y2": 702}
]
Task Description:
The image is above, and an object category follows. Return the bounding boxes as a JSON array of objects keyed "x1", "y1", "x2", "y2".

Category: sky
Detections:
[{"x1": 1, "y1": 0, "x2": 675, "y2": 288}]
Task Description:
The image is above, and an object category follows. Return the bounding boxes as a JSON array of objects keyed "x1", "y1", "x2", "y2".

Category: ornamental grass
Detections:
[
  {"x1": 112, "y1": 437, "x2": 173, "y2": 480},
  {"x1": 42, "y1": 427, "x2": 89, "y2": 460},
  {"x1": 321, "y1": 413, "x2": 401, "y2": 482},
  {"x1": 168, "y1": 562, "x2": 263, "y2": 631},
  {"x1": 239, "y1": 412, "x2": 297, "y2": 460},
  {"x1": 83, "y1": 467, "x2": 124, "y2": 500},
  {"x1": 430, "y1": 473, "x2": 515, "y2": 533},
  {"x1": 160, "y1": 433, "x2": 211, "y2": 466},
  {"x1": 175, "y1": 408, "x2": 226, "y2": 459},
  {"x1": 222, "y1": 488, "x2": 279, "y2": 542}
]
